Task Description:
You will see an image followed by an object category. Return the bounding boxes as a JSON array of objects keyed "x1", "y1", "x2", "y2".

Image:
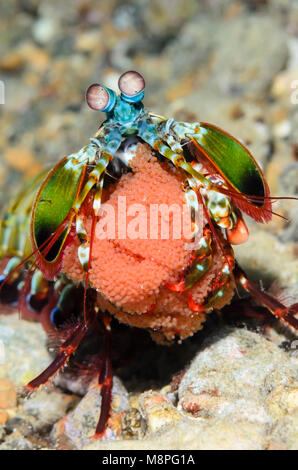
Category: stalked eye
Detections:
[
  {"x1": 86, "y1": 84, "x2": 116, "y2": 112},
  {"x1": 118, "y1": 71, "x2": 145, "y2": 103}
]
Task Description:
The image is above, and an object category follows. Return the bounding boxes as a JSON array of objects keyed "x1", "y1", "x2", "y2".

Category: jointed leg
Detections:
[
  {"x1": 235, "y1": 264, "x2": 298, "y2": 329},
  {"x1": 166, "y1": 227, "x2": 213, "y2": 292},
  {"x1": 188, "y1": 257, "x2": 233, "y2": 313},
  {"x1": 138, "y1": 121, "x2": 211, "y2": 190},
  {"x1": 94, "y1": 316, "x2": 113, "y2": 438},
  {"x1": 27, "y1": 320, "x2": 90, "y2": 390},
  {"x1": 73, "y1": 151, "x2": 113, "y2": 213}
]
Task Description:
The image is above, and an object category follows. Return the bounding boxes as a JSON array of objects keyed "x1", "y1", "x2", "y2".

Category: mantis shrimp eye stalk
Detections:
[
  {"x1": 85, "y1": 84, "x2": 116, "y2": 112},
  {"x1": 118, "y1": 70, "x2": 145, "y2": 102}
]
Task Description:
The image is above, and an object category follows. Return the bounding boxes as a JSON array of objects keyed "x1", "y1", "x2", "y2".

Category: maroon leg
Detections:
[
  {"x1": 94, "y1": 319, "x2": 113, "y2": 438},
  {"x1": 235, "y1": 264, "x2": 298, "y2": 330},
  {"x1": 27, "y1": 321, "x2": 88, "y2": 390}
]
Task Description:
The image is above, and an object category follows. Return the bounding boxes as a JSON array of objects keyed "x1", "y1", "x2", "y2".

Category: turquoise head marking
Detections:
[{"x1": 86, "y1": 71, "x2": 145, "y2": 128}]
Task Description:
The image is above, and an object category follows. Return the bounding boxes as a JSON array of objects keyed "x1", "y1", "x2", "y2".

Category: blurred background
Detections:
[{"x1": 0, "y1": 0, "x2": 297, "y2": 281}]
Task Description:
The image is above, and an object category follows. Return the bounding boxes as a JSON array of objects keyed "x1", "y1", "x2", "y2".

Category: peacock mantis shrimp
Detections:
[{"x1": 0, "y1": 71, "x2": 297, "y2": 437}]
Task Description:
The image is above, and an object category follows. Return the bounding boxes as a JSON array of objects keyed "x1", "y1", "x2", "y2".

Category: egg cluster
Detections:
[{"x1": 62, "y1": 144, "x2": 234, "y2": 341}]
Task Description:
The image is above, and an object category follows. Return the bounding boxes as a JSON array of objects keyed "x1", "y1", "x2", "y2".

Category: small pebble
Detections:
[
  {"x1": 0, "y1": 411, "x2": 8, "y2": 425},
  {"x1": 0, "y1": 379, "x2": 17, "y2": 409},
  {"x1": 139, "y1": 390, "x2": 181, "y2": 434},
  {"x1": 3, "y1": 147, "x2": 35, "y2": 172}
]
